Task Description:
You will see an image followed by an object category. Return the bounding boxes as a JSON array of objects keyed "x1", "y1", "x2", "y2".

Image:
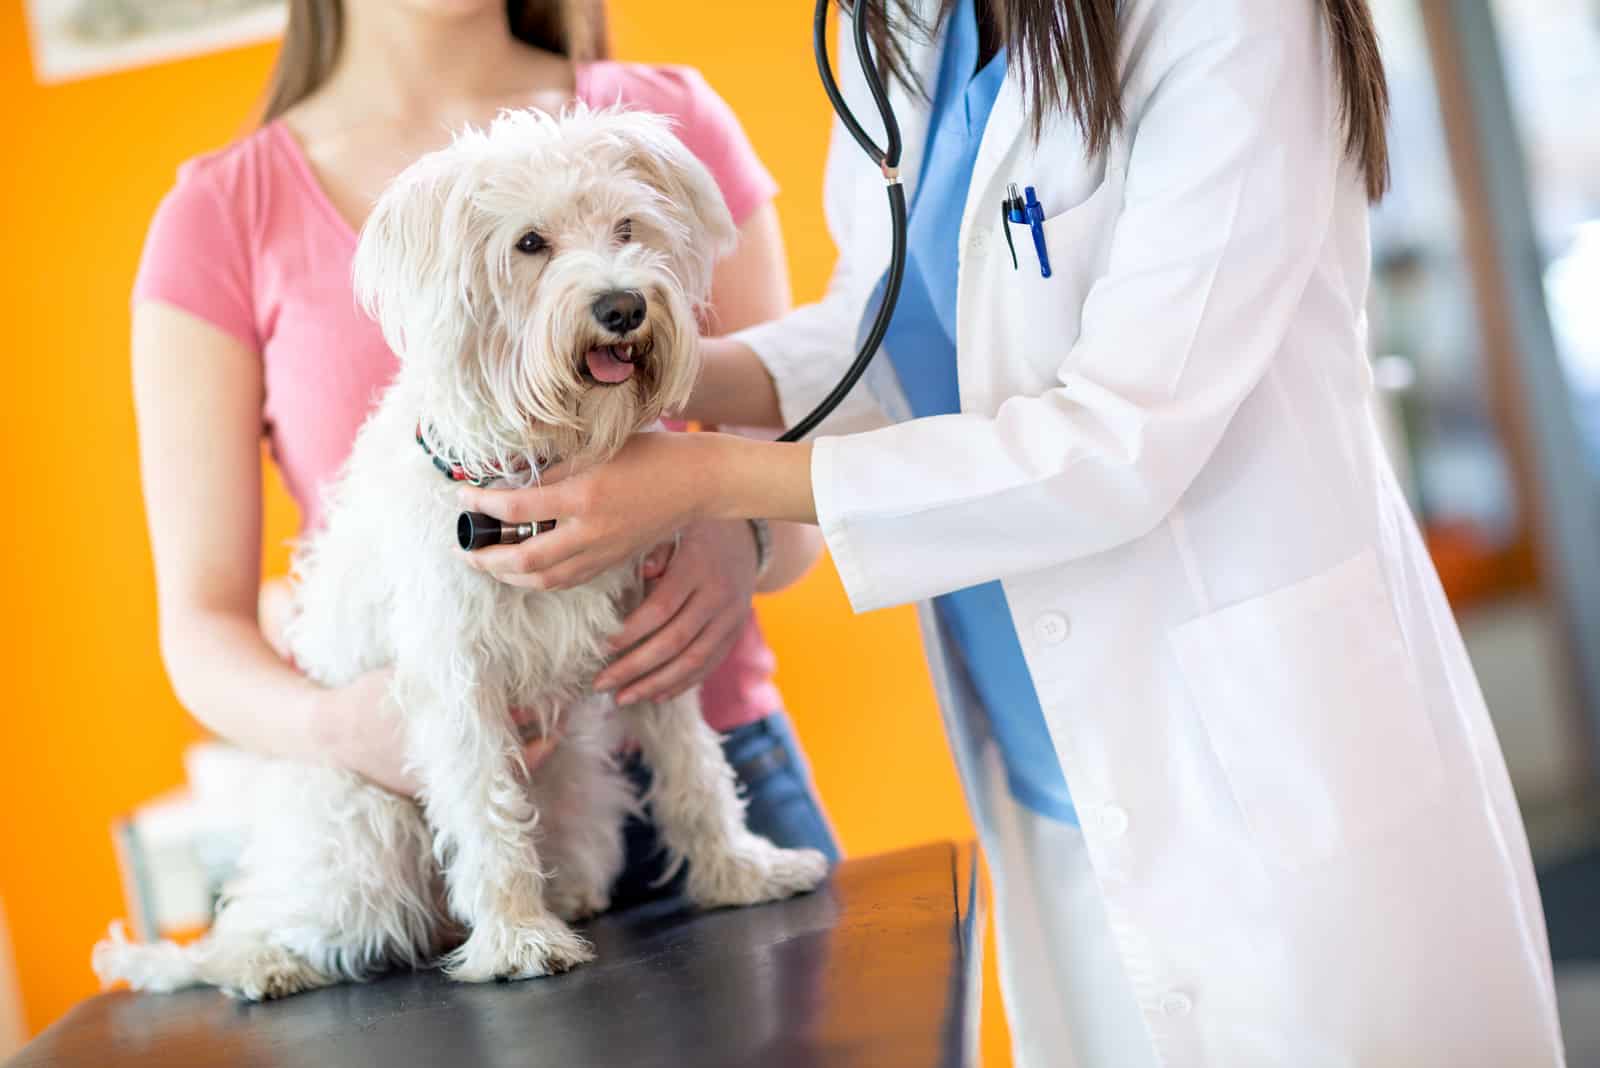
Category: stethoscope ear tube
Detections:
[
  {"x1": 812, "y1": 0, "x2": 902, "y2": 174},
  {"x1": 780, "y1": 0, "x2": 907, "y2": 444}
]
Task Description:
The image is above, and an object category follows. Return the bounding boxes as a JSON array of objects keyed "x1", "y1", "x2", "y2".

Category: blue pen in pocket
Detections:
[{"x1": 1001, "y1": 183, "x2": 1052, "y2": 279}]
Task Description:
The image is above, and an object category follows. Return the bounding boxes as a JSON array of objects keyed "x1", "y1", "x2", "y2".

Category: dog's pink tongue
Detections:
[{"x1": 585, "y1": 345, "x2": 635, "y2": 384}]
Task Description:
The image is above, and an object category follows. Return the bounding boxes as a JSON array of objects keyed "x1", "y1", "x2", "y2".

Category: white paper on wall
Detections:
[{"x1": 24, "y1": 0, "x2": 285, "y2": 85}]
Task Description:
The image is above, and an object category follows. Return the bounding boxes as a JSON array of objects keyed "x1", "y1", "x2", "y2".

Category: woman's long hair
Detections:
[
  {"x1": 849, "y1": 0, "x2": 1390, "y2": 201},
  {"x1": 261, "y1": 0, "x2": 610, "y2": 123}
]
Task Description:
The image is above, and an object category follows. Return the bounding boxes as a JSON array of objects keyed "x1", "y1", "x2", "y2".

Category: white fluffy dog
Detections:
[{"x1": 94, "y1": 107, "x2": 828, "y2": 1001}]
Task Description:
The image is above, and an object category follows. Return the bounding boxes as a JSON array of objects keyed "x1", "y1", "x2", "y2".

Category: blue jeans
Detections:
[{"x1": 609, "y1": 711, "x2": 840, "y2": 910}]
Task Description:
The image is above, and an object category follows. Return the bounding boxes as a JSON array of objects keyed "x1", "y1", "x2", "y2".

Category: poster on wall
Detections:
[{"x1": 24, "y1": 0, "x2": 286, "y2": 84}]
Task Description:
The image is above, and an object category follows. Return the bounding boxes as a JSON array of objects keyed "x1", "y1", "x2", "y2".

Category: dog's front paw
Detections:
[
  {"x1": 443, "y1": 915, "x2": 594, "y2": 983},
  {"x1": 685, "y1": 837, "x2": 829, "y2": 910}
]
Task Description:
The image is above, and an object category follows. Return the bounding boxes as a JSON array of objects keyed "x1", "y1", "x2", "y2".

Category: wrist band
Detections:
[{"x1": 747, "y1": 518, "x2": 772, "y2": 581}]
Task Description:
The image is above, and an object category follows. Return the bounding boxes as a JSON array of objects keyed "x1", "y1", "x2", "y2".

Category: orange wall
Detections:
[{"x1": 0, "y1": 1, "x2": 1006, "y2": 1057}]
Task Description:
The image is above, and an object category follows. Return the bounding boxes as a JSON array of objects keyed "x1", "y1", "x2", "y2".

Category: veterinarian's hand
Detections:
[
  {"x1": 458, "y1": 431, "x2": 816, "y2": 590},
  {"x1": 592, "y1": 520, "x2": 758, "y2": 706},
  {"x1": 458, "y1": 432, "x2": 712, "y2": 591}
]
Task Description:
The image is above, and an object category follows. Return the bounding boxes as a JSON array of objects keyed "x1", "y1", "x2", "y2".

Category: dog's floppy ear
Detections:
[
  {"x1": 352, "y1": 149, "x2": 483, "y2": 366},
  {"x1": 602, "y1": 109, "x2": 738, "y2": 303}
]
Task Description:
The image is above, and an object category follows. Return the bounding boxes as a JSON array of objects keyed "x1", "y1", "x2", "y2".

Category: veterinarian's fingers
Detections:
[
  {"x1": 596, "y1": 591, "x2": 708, "y2": 695},
  {"x1": 614, "y1": 622, "x2": 724, "y2": 706},
  {"x1": 461, "y1": 523, "x2": 588, "y2": 578},
  {"x1": 604, "y1": 577, "x2": 691, "y2": 658},
  {"x1": 535, "y1": 547, "x2": 625, "y2": 591},
  {"x1": 532, "y1": 459, "x2": 576, "y2": 485},
  {"x1": 485, "y1": 570, "x2": 550, "y2": 590},
  {"x1": 456, "y1": 480, "x2": 574, "y2": 525}
]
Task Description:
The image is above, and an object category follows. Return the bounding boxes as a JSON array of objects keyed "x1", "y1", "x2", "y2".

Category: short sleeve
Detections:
[
  {"x1": 132, "y1": 163, "x2": 258, "y2": 350},
  {"x1": 669, "y1": 68, "x2": 778, "y2": 225},
  {"x1": 586, "y1": 63, "x2": 779, "y2": 227}
]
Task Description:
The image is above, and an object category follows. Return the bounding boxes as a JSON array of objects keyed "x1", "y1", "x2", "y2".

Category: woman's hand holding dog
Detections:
[
  {"x1": 593, "y1": 519, "x2": 759, "y2": 706},
  {"x1": 260, "y1": 580, "x2": 421, "y2": 795},
  {"x1": 262, "y1": 579, "x2": 558, "y2": 793},
  {"x1": 312, "y1": 670, "x2": 421, "y2": 797},
  {"x1": 311, "y1": 669, "x2": 563, "y2": 792}
]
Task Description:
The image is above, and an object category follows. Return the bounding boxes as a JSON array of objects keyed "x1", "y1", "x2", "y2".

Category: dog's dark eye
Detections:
[
  {"x1": 515, "y1": 231, "x2": 548, "y2": 255},
  {"x1": 616, "y1": 218, "x2": 633, "y2": 244}
]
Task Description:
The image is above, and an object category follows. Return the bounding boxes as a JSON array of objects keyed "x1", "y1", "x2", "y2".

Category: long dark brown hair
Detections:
[
  {"x1": 261, "y1": 0, "x2": 611, "y2": 123},
  {"x1": 850, "y1": 0, "x2": 1391, "y2": 201}
]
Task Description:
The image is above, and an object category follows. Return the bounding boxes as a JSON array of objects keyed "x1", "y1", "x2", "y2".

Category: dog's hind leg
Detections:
[
  {"x1": 624, "y1": 692, "x2": 829, "y2": 910},
  {"x1": 95, "y1": 764, "x2": 445, "y2": 1001},
  {"x1": 92, "y1": 919, "x2": 334, "y2": 1001}
]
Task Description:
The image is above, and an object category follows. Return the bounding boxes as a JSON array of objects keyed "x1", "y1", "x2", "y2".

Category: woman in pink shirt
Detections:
[{"x1": 131, "y1": 0, "x2": 838, "y2": 909}]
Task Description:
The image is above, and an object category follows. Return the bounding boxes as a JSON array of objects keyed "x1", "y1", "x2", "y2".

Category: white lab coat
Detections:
[{"x1": 733, "y1": 0, "x2": 1568, "y2": 1063}]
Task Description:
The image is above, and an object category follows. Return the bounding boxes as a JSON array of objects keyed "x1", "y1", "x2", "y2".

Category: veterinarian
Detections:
[
  {"x1": 131, "y1": 0, "x2": 840, "y2": 911},
  {"x1": 460, "y1": 0, "x2": 1569, "y2": 1063}
]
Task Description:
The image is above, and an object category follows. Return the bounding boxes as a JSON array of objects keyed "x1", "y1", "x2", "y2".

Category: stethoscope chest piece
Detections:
[{"x1": 457, "y1": 512, "x2": 556, "y2": 551}]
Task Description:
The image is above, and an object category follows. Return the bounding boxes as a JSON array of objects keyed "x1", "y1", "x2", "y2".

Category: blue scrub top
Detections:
[{"x1": 862, "y1": 0, "x2": 1076, "y2": 823}]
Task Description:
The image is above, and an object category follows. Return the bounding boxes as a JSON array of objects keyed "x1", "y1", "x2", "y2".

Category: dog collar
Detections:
[{"x1": 415, "y1": 423, "x2": 553, "y2": 487}]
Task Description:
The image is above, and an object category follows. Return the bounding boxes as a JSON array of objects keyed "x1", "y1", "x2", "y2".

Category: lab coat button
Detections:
[
  {"x1": 1160, "y1": 992, "x2": 1193, "y2": 1018},
  {"x1": 1097, "y1": 804, "x2": 1129, "y2": 838},
  {"x1": 1034, "y1": 612, "x2": 1071, "y2": 646},
  {"x1": 968, "y1": 231, "x2": 988, "y2": 256}
]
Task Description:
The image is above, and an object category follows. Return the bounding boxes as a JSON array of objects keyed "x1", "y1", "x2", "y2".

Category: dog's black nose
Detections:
[{"x1": 591, "y1": 289, "x2": 647, "y2": 335}]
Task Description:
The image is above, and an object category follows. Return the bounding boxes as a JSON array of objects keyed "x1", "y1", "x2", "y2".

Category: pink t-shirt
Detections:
[{"x1": 133, "y1": 62, "x2": 783, "y2": 731}]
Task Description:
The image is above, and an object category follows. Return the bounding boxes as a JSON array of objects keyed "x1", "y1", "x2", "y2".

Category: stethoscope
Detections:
[{"x1": 460, "y1": 0, "x2": 906, "y2": 550}]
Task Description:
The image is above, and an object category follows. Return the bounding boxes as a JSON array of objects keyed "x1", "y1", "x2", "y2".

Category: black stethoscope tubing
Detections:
[{"x1": 778, "y1": 0, "x2": 908, "y2": 443}]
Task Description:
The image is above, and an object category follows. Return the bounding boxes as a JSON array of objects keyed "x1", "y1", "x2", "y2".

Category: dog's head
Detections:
[{"x1": 353, "y1": 105, "x2": 737, "y2": 471}]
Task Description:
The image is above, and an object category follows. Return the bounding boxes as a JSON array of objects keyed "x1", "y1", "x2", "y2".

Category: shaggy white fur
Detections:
[{"x1": 94, "y1": 106, "x2": 827, "y2": 1001}]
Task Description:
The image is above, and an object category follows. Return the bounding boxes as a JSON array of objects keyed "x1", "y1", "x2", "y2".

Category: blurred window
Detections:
[
  {"x1": 1368, "y1": 0, "x2": 1523, "y2": 596},
  {"x1": 1491, "y1": 0, "x2": 1600, "y2": 459}
]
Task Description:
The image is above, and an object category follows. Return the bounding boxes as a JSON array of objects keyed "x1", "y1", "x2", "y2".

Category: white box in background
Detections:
[
  {"x1": 110, "y1": 744, "x2": 256, "y2": 942},
  {"x1": 0, "y1": 898, "x2": 24, "y2": 1057}
]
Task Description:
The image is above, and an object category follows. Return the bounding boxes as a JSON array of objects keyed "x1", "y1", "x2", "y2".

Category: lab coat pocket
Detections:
[
  {"x1": 1026, "y1": 177, "x2": 1120, "y2": 333},
  {"x1": 984, "y1": 176, "x2": 1122, "y2": 400},
  {"x1": 1168, "y1": 549, "x2": 1445, "y2": 871}
]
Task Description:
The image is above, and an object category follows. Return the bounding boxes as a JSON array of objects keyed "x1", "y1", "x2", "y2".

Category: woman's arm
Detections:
[
  {"x1": 683, "y1": 336, "x2": 784, "y2": 429},
  {"x1": 133, "y1": 302, "x2": 415, "y2": 794},
  {"x1": 677, "y1": 199, "x2": 786, "y2": 427},
  {"x1": 704, "y1": 203, "x2": 791, "y2": 339},
  {"x1": 677, "y1": 10, "x2": 897, "y2": 438}
]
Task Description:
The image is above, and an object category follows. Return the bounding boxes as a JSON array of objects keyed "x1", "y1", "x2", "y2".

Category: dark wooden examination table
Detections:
[{"x1": 9, "y1": 842, "x2": 984, "y2": 1068}]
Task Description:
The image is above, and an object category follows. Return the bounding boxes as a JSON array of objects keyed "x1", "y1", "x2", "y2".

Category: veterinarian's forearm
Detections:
[
  {"x1": 699, "y1": 434, "x2": 818, "y2": 526},
  {"x1": 159, "y1": 610, "x2": 330, "y2": 760},
  {"x1": 684, "y1": 337, "x2": 785, "y2": 428}
]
